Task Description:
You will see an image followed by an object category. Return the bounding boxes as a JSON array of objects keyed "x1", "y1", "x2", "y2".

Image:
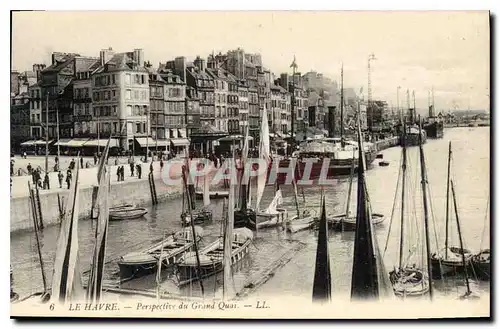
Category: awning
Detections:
[
  {"x1": 20, "y1": 140, "x2": 36, "y2": 146},
  {"x1": 84, "y1": 138, "x2": 120, "y2": 148},
  {"x1": 171, "y1": 138, "x2": 190, "y2": 147},
  {"x1": 150, "y1": 139, "x2": 169, "y2": 147},
  {"x1": 135, "y1": 137, "x2": 156, "y2": 147},
  {"x1": 54, "y1": 138, "x2": 72, "y2": 146},
  {"x1": 66, "y1": 138, "x2": 90, "y2": 147},
  {"x1": 33, "y1": 140, "x2": 53, "y2": 145}
]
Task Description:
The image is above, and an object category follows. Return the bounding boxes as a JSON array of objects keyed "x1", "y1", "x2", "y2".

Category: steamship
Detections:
[
  {"x1": 276, "y1": 137, "x2": 377, "y2": 182},
  {"x1": 423, "y1": 105, "x2": 444, "y2": 139}
]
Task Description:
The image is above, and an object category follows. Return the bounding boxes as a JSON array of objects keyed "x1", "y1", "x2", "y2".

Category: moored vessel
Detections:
[{"x1": 117, "y1": 226, "x2": 204, "y2": 280}]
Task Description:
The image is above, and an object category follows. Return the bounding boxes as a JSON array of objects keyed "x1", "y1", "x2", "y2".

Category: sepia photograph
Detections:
[{"x1": 8, "y1": 9, "x2": 491, "y2": 320}]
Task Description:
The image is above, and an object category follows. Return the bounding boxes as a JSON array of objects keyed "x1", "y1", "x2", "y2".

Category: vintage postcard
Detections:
[{"x1": 9, "y1": 10, "x2": 490, "y2": 319}]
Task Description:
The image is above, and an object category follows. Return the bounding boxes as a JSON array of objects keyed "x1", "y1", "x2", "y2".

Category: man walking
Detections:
[
  {"x1": 58, "y1": 171, "x2": 64, "y2": 188},
  {"x1": 136, "y1": 164, "x2": 142, "y2": 179}
]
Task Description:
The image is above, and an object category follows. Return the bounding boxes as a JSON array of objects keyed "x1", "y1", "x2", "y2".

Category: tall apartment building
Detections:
[
  {"x1": 206, "y1": 66, "x2": 229, "y2": 132},
  {"x1": 91, "y1": 48, "x2": 150, "y2": 151},
  {"x1": 148, "y1": 69, "x2": 165, "y2": 142},
  {"x1": 238, "y1": 79, "x2": 249, "y2": 134},
  {"x1": 73, "y1": 61, "x2": 99, "y2": 139},
  {"x1": 186, "y1": 56, "x2": 215, "y2": 127}
]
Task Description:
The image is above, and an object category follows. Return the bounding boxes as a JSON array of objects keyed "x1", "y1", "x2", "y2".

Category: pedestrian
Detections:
[
  {"x1": 69, "y1": 159, "x2": 75, "y2": 170},
  {"x1": 130, "y1": 162, "x2": 135, "y2": 177},
  {"x1": 27, "y1": 163, "x2": 32, "y2": 175},
  {"x1": 17, "y1": 168, "x2": 21, "y2": 176},
  {"x1": 120, "y1": 166, "x2": 125, "y2": 181},
  {"x1": 55, "y1": 155, "x2": 59, "y2": 165},
  {"x1": 80, "y1": 157, "x2": 84, "y2": 168},
  {"x1": 58, "y1": 171, "x2": 64, "y2": 188},
  {"x1": 43, "y1": 174, "x2": 50, "y2": 190},
  {"x1": 23, "y1": 151, "x2": 27, "y2": 159},
  {"x1": 66, "y1": 170, "x2": 72, "y2": 189},
  {"x1": 93, "y1": 153, "x2": 98, "y2": 165},
  {"x1": 116, "y1": 166, "x2": 121, "y2": 181},
  {"x1": 114, "y1": 157, "x2": 119, "y2": 166},
  {"x1": 10, "y1": 160, "x2": 14, "y2": 176},
  {"x1": 85, "y1": 161, "x2": 90, "y2": 168},
  {"x1": 160, "y1": 159, "x2": 164, "y2": 171},
  {"x1": 136, "y1": 164, "x2": 142, "y2": 179}
]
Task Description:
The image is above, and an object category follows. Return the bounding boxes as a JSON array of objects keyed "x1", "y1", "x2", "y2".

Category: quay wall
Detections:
[
  {"x1": 10, "y1": 160, "x2": 219, "y2": 234},
  {"x1": 374, "y1": 136, "x2": 400, "y2": 152}
]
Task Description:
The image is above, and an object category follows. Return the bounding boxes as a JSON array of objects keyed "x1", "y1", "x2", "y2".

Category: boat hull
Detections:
[
  {"x1": 195, "y1": 191, "x2": 229, "y2": 200},
  {"x1": 175, "y1": 238, "x2": 252, "y2": 286},
  {"x1": 181, "y1": 210, "x2": 213, "y2": 226},
  {"x1": 470, "y1": 249, "x2": 490, "y2": 280},
  {"x1": 390, "y1": 267, "x2": 429, "y2": 297},
  {"x1": 234, "y1": 208, "x2": 257, "y2": 231},
  {"x1": 286, "y1": 215, "x2": 316, "y2": 233},
  {"x1": 256, "y1": 208, "x2": 288, "y2": 229},
  {"x1": 328, "y1": 213, "x2": 385, "y2": 232},
  {"x1": 430, "y1": 247, "x2": 473, "y2": 278},
  {"x1": 423, "y1": 122, "x2": 444, "y2": 139},
  {"x1": 109, "y1": 208, "x2": 148, "y2": 221}
]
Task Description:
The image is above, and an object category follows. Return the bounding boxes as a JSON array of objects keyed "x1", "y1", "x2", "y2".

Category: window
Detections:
[
  {"x1": 125, "y1": 74, "x2": 131, "y2": 85},
  {"x1": 113, "y1": 122, "x2": 117, "y2": 133},
  {"x1": 133, "y1": 90, "x2": 139, "y2": 100},
  {"x1": 141, "y1": 75, "x2": 145, "y2": 84},
  {"x1": 135, "y1": 74, "x2": 140, "y2": 84},
  {"x1": 112, "y1": 90, "x2": 116, "y2": 98},
  {"x1": 126, "y1": 105, "x2": 132, "y2": 116},
  {"x1": 126, "y1": 89, "x2": 131, "y2": 100},
  {"x1": 112, "y1": 74, "x2": 116, "y2": 85},
  {"x1": 85, "y1": 103, "x2": 90, "y2": 115},
  {"x1": 113, "y1": 105, "x2": 117, "y2": 115},
  {"x1": 136, "y1": 123, "x2": 141, "y2": 133}
]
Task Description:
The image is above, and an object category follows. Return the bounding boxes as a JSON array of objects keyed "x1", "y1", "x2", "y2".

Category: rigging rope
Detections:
[
  {"x1": 479, "y1": 191, "x2": 490, "y2": 251},
  {"x1": 383, "y1": 151, "x2": 403, "y2": 256}
]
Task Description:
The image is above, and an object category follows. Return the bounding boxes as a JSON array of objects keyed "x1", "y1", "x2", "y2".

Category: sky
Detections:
[{"x1": 11, "y1": 11, "x2": 490, "y2": 113}]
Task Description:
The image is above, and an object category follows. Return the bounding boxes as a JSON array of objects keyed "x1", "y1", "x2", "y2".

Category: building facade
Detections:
[{"x1": 238, "y1": 79, "x2": 249, "y2": 134}]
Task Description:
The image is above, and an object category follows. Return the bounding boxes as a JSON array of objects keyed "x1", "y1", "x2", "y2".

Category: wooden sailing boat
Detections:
[
  {"x1": 285, "y1": 171, "x2": 317, "y2": 233},
  {"x1": 350, "y1": 109, "x2": 394, "y2": 301},
  {"x1": 328, "y1": 150, "x2": 385, "y2": 232},
  {"x1": 388, "y1": 121, "x2": 433, "y2": 299},
  {"x1": 234, "y1": 122, "x2": 257, "y2": 231},
  {"x1": 450, "y1": 180, "x2": 480, "y2": 300},
  {"x1": 255, "y1": 123, "x2": 288, "y2": 228},
  {"x1": 430, "y1": 142, "x2": 473, "y2": 278},
  {"x1": 176, "y1": 171, "x2": 254, "y2": 287},
  {"x1": 180, "y1": 156, "x2": 213, "y2": 226},
  {"x1": 471, "y1": 195, "x2": 490, "y2": 281},
  {"x1": 312, "y1": 192, "x2": 331, "y2": 302}
]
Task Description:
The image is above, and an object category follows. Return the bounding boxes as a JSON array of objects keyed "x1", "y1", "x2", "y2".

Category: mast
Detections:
[
  {"x1": 340, "y1": 63, "x2": 344, "y2": 146},
  {"x1": 398, "y1": 122, "x2": 407, "y2": 269},
  {"x1": 412, "y1": 90, "x2": 416, "y2": 115},
  {"x1": 344, "y1": 150, "x2": 355, "y2": 219},
  {"x1": 290, "y1": 56, "x2": 297, "y2": 151},
  {"x1": 45, "y1": 92, "x2": 49, "y2": 174},
  {"x1": 28, "y1": 182, "x2": 48, "y2": 293},
  {"x1": 450, "y1": 180, "x2": 471, "y2": 295},
  {"x1": 182, "y1": 166, "x2": 204, "y2": 297},
  {"x1": 444, "y1": 142, "x2": 452, "y2": 259},
  {"x1": 417, "y1": 119, "x2": 434, "y2": 300}
]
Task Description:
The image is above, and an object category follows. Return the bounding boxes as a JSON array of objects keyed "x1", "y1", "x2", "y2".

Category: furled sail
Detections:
[
  {"x1": 256, "y1": 106, "x2": 271, "y2": 210},
  {"x1": 51, "y1": 159, "x2": 83, "y2": 304},
  {"x1": 350, "y1": 114, "x2": 394, "y2": 300},
  {"x1": 312, "y1": 194, "x2": 332, "y2": 302}
]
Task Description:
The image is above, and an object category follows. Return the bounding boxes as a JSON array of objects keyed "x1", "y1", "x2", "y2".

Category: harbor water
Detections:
[{"x1": 10, "y1": 127, "x2": 490, "y2": 301}]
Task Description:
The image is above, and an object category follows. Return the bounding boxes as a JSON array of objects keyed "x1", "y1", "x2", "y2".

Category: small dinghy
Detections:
[
  {"x1": 286, "y1": 210, "x2": 317, "y2": 234},
  {"x1": 256, "y1": 189, "x2": 288, "y2": 229},
  {"x1": 109, "y1": 204, "x2": 136, "y2": 211},
  {"x1": 379, "y1": 161, "x2": 390, "y2": 167},
  {"x1": 390, "y1": 265, "x2": 430, "y2": 297},
  {"x1": 175, "y1": 228, "x2": 253, "y2": 286},
  {"x1": 181, "y1": 209, "x2": 213, "y2": 226},
  {"x1": 430, "y1": 247, "x2": 473, "y2": 278},
  {"x1": 471, "y1": 249, "x2": 490, "y2": 280},
  {"x1": 109, "y1": 206, "x2": 148, "y2": 221},
  {"x1": 118, "y1": 226, "x2": 204, "y2": 280},
  {"x1": 327, "y1": 213, "x2": 385, "y2": 231},
  {"x1": 195, "y1": 190, "x2": 229, "y2": 200}
]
